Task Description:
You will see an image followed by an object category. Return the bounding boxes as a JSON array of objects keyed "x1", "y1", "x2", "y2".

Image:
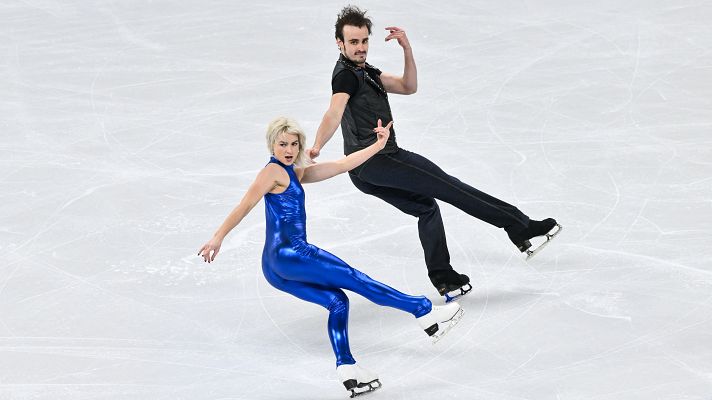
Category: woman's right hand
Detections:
[
  {"x1": 198, "y1": 237, "x2": 223, "y2": 263},
  {"x1": 373, "y1": 119, "x2": 393, "y2": 149}
]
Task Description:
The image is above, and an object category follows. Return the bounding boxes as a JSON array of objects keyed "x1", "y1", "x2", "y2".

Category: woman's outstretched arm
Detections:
[
  {"x1": 300, "y1": 119, "x2": 392, "y2": 184},
  {"x1": 198, "y1": 164, "x2": 281, "y2": 263}
]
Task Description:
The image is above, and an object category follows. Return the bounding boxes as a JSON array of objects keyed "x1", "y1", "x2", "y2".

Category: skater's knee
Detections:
[
  {"x1": 417, "y1": 199, "x2": 440, "y2": 218},
  {"x1": 327, "y1": 292, "x2": 349, "y2": 314},
  {"x1": 394, "y1": 198, "x2": 440, "y2": 219}
]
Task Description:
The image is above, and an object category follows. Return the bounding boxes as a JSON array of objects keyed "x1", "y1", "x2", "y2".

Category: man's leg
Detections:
[
  {"x1": 353, "y1": 149, "x2": 559, "y2": 258},
  {"x1": 349, "y1": 171, "x2": 471, "y2": 297},
  {"x1": 355, "y1": 149, "x2": 530, "y2": 233},
  {"x1": 349, "y1": 172, "x2": 451, "y2": 273}
]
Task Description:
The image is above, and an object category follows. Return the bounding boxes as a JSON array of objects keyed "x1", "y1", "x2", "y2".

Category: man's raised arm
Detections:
[{"x1": 380, "y1": 26, "x2": 417, "y2": 95}]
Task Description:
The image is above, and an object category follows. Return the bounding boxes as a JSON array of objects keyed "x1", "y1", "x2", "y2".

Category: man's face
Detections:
[{"x1": 337, "y1": 25, "x2": 369, "y2": 66}]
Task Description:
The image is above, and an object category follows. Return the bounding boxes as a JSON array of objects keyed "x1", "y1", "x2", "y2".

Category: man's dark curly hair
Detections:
[{"x1": 335, "y1": 5, "x2": 372, "y2": 41}]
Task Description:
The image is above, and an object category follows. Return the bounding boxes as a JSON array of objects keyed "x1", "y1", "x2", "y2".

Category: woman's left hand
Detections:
[{"x1": 373, "y1": 119, "x2": 393, "y2": 148}]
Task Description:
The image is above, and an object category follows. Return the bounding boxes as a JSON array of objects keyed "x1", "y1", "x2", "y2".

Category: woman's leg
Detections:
[
  {"x1": 269, "y1": 247, "x2": 432, "y2": 318},
  {"x1": 263, "y1": 264, "x2": 356, "y2": 367}
]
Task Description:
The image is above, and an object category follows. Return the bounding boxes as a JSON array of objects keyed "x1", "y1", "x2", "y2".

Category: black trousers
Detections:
[{"x1": 349, "y1": 148, "x2": 530, "y2": 273}]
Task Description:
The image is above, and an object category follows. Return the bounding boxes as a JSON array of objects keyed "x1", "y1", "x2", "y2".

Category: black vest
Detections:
[{"x1": 332, "y1": 55, "x2": 398, "y2": 155}]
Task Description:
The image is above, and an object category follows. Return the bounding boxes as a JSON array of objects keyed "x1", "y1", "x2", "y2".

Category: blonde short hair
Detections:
[{"x1": 266, "y1": 117, "x2": 308, "y2": 167}]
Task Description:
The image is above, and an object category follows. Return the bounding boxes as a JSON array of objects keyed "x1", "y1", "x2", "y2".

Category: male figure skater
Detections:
[{"x1": 307, "y1": 6, "x2": 561, "y2": 301}]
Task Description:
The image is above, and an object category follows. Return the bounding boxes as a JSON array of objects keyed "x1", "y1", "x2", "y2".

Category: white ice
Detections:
[{"x1": 1, "y1": 1, "x2": 712, "y2": 399}]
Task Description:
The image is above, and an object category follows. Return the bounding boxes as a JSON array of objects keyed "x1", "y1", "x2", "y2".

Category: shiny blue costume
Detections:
[{"x1": 261, "y1": 157, "x2": 432, "y2": 366}]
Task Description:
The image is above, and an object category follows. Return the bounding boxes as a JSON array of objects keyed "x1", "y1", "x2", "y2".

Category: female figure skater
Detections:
[{"x1": 198, "y1": 117, "x2": 463, "y2": 397}]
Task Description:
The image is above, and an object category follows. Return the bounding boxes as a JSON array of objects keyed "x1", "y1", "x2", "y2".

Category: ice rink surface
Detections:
[{"x1": 2, "y1": 1, "x2": 712, "y2": 399}]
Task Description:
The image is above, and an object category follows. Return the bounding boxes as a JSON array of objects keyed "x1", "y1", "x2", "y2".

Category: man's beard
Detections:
[{"x1": 348, "y1": 52, "x2": 367, "y2": 64}]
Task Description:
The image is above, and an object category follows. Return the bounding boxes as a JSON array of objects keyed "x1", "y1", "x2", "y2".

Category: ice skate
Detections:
[
  {"x1": 429, "y1": 270, "x2": 473, "y2": 302},
  {"x1": 507, "y1": 218, "x2": 562, "y2": 260},
  {"x1": 336, "y1": 363, "x2": 382, "y2": 398},
  {"x1": 417, "y1": 302, "x2": 464, "y2": 344}
]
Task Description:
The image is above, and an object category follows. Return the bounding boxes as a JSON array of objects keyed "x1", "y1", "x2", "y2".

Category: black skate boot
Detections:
[
  {"x1": 428, "y1": 270, "x2": 472, "y2": 303},
  {"x1": 507, "y1": 218, "x2": 562, "y2": 260}
]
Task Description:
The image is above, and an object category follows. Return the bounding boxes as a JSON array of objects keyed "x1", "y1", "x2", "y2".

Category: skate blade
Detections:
[
  {"x1": 524, "y1": 224, "x2": 562, "y2": 260},
  {"x1": 349, "y1": 379, "x2": 381, "y2": 398},
  {"x1": 444, "y1": 283, "x2": 473, "y2": 303},
  {"x1": 431, "y1": 307, "x2": 465, "y2": 344}
]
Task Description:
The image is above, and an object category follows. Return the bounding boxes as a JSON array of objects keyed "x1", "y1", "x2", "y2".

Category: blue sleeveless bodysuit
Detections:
[{"x1": 261, "y1": 157, "x2": 432, "y2": 366}]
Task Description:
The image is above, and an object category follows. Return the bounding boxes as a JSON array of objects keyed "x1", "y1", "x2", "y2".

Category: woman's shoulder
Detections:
[
  {"x1": 255, "y1": 162, "x2": 288, "y2": 183},
  {"x1": 293, "y1": 165, "x2": 306, "y2": 181}
]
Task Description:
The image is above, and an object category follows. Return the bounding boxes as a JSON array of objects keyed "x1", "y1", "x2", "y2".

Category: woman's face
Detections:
[{"x1": 273, "y1": 132, "x2": 300, "y2": 165}]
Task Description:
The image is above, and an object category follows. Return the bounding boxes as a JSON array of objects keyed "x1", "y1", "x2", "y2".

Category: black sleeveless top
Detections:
[{"x1": 331, "y1": 54, "x2": 399, "y2": 155}]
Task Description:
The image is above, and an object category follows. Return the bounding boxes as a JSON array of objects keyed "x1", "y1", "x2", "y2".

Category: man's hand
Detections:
[
  {"x1": 385, "y1": 26, "x2": 411, "y2": 50},
  {"x1": 306, "y1": 147, "x2": 321, "y2": 162}
]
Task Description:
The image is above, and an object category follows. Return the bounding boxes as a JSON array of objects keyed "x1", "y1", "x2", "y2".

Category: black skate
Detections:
[
  {"x1": 429, "y1": 270, "x2": 472, "y2": 303},
  {"x1": 507, "y1": 218, "x2": 562, "y2": 260},
  {"x1": 337, "y1": 364, "x2": 381, "y2": 398}
]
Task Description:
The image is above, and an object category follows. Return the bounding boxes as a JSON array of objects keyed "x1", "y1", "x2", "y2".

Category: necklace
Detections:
[{"x1": 337, "y1": 59, "x2": 387, "y2": 97}]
